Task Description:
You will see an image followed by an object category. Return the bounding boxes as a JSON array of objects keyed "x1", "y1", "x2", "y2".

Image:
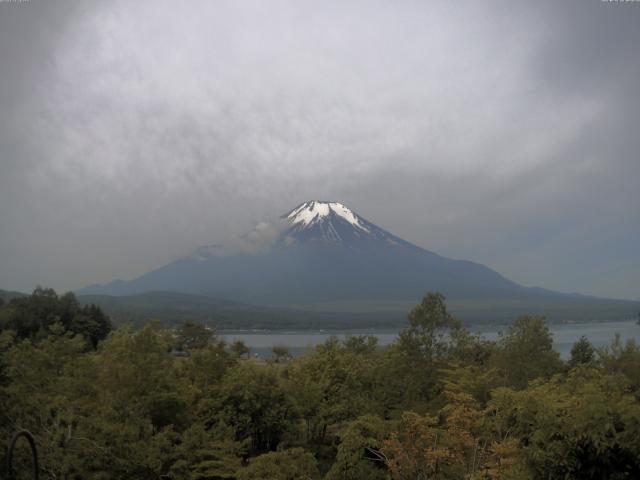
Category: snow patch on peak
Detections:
[
  {"x1": 285, "y1": 201, "x2": 370, "y2": 233},
  {"x1": 286, "y1": 201, "x2": 329, "y2": 226}
]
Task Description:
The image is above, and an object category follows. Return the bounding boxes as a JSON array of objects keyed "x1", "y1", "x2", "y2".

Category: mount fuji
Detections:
[{"x1": 78, "y1": 201, "x2": 639, "y2": 322}]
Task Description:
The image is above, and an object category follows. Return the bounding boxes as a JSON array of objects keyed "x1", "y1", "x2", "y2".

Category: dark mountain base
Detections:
[
  {"x1": 77, "y1": 291, "x2": 407, "y2": 330},
  {"x1": 77, "y1": 290, "x2": 640, "y2": 330},
  {"x1": 0, "y1": 289, "x2": 28, "y2": 303}
]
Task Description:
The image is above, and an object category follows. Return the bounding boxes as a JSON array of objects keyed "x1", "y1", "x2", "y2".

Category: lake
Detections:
[{"x1": 221, "y1": 320, "x2": 640, "y2": 359}]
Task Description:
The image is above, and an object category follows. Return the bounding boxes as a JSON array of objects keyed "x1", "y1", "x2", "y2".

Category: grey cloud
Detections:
[
  {"x1": 0, "y1": 0, "x2": 638, "y2": 300},
  {"x1": 194, "y1": 220, "x2": 289, "y2": 258}
]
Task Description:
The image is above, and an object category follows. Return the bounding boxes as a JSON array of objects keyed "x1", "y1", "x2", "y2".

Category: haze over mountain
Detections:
[
  {"x1": 78, "y1": 201, "x2": 639, "y2": 323},
  {"x1": 1, "y1": 2, "x2": 639, "y2": 300}
]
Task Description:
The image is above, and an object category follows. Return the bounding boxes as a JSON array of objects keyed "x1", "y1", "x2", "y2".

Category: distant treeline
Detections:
[
  {"x1": 76, "y1": 290, "x2": 408, "y2": 331},
  {"x1": 2, "y1": 287, "x2": 638, "y2": 330},
  {"x1": 0, "y1": 287, "x2": 111, "y2": 348},
  {"x1": 1, "y1": 288, "x2": 640, "y2": 479}
]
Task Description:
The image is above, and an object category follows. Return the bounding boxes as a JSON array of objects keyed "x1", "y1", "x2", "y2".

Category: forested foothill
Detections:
[{"x1": 2, "y1": 289, "x2": 640, "y2": 479}]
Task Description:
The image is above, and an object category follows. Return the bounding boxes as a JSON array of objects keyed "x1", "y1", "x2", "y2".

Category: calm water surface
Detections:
[{"x1": 221, "y1": 320, "x2": 640, "y2": 359}]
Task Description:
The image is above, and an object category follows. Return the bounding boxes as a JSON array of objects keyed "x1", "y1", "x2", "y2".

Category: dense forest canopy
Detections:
[{"x1": 1, "y1": 289, "x2": 640, "y2": 479}]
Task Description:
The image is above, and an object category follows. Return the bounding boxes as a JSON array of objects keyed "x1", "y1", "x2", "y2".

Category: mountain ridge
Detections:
[{"x1": 76, "y1": 201, "x2": 640, "y2": 323}]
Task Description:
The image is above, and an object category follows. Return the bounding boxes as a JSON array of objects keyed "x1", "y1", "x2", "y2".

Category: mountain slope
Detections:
[
  {"x1": 77, "y1": 201, "x2": 639, "y2": 322},
  {"x1": 0, "y1": 289, "x2": 27, "y2": 303}
]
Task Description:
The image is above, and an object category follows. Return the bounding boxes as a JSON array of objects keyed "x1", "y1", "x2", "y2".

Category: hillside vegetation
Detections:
[
  {"x1": 1, "y1": 288, "x2": 640, "y2": 479},
  {"x1": 79, "y1": 290, "x2": 640, "y2": 329},
  {"x1": 77, "y1": 291, "x2": 406, "y2": 330}
]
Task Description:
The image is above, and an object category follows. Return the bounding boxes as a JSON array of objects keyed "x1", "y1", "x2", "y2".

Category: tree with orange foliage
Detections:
[
  {"x1": 383, "y1": 411, "x2": 453, "y2": 480},
  {"x1": 383, "y1": 392, "x2": 526, "y2": 480}
]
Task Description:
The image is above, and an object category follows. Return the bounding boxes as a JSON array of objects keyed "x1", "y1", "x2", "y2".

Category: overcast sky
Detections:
[{"x1": 1, "y1": 0, "x2": 639, "y2": 300}]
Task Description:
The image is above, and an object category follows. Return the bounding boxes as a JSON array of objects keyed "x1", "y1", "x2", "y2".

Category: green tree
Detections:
[
  {"x1": 444, "y1": 327, "x2": 500, "y2": 405},
  {"x1": 180, "y1": 340, "x2": 235, "y2": 395},
  {"x1": 398, "y1": 292, "x2": 460, "y2": 363},
  {"x1": 442, "y1": 363, "x2": 499, "y2": 407},
  {"x1": 285, "y1": 337, "x2": 383, "y2": 444},
  {"x1": 231, "y1": 339, "x2": 251, "y2": 358},
  {"x1": 324, "y1": 415, "x2": 388, "y2": 480},
  {"x1": 568, "y1": 335, "x2": 596, "y2": 369},
  {"x1": 176, "y1": 321, "x2": 215, "y2": 351},
  {"x1": 167, "y1": 425, "x2": 243, "y2": 480},
  {"x1": 598, "y1": 334, "x2": 640, "y2": 391},
  {"x1": 0, "y1": 330, "x2": 104, "y2": 478},
  {"x1": 342, "y1": 335, "x2": 379, "y2": 355},
  {"x1": 0, "y1": 287, "x2": 111, "y2": 348},
  {"x1": 201, "y1": 362, "x2": 299, "y2": 455},
  {"x1": 272, "y1": 344, "x2": 291, "y2": 363},
  {"x1": 384, "y1": 292, "x2": 460, "y2": 409},
  {"x1": 69, "y1": 303, "x2": 112, "y2": 349},
  {"x1": 494, "y1": 315, "x2": 563, "y2": 389},
  {"x1": 495, "y1": 368, "x2": 640, "y2": 479},
  {"x1": 97, "y1": 326, "x2": 187, "y2": 431},
  {"x1": 237, "y1": 448, "x2": 320, "y2": 480}
]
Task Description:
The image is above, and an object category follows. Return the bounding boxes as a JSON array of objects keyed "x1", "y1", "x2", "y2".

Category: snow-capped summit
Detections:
[
  {"x1": 282, "y1": 200, "x2": 400, "y2": 247},
  {"x1": 285, "y1": 201, "x2": 370, "y2": 233}
]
